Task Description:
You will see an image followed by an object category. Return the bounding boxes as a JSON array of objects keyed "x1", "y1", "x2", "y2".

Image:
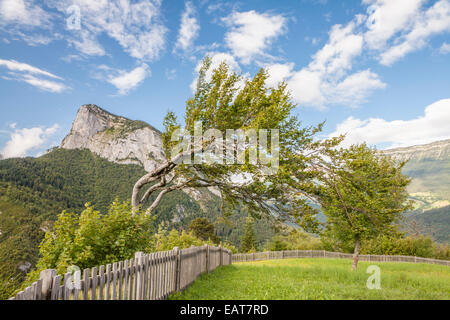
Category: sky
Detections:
[{"x1": 0, "y1": 0, "x2": 449, "y2": 159}]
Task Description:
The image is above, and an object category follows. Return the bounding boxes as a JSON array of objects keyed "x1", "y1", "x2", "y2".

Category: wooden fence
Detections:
[
  {"x1": 11, "y1": 245, "x2": 232, "y2": 300},
  {"x1": 233, "y1": 250, "x2": 450, "y2": 266}
]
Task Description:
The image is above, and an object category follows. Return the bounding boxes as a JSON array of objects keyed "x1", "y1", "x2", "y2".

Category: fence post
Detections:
[
  {"x1": 414, "y1": 256, "x2": 417, "y2": 263},
  {"x1": 219, "y1": 245, "x2": 223, "y2": 266},
  {"x1": 39, "y1": 269, "x2": 56, "y2": 300},
  {"x1": 134, "y1": 252, "x2": 144, "y2": 300},
  {"x1": 323, "y1": 250, "x2": 325, "y2": 258},
  {"x1": 282, "y1": 250, "x2": 285, "y2": 259},
  {"x1": 205, "y1": 245, "x2": 210, "y2": 273},
  {"x1": 174, "y1": 247, "x2": 181, "y2": 292}
]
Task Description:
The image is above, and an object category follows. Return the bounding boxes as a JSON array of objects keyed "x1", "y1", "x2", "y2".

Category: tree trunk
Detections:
[{"x1": 352, "y1": 234, "x2": 360, "y2": 271}]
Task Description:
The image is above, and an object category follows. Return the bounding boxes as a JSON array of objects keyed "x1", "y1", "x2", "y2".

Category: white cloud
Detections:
[
  {"x1": 0, "y1": 59, "x2": 61, "y2": 79},
  {"x1": 0, "y1": 0, "x2": 56, "y2": 46},
  {"x1": 165, "y1": 68, "x2": 177, "y2": 80},
  {"x1": 1, "y1": 124, "x2": 59, "y2": 158},
  {"x1": 363, "y1": 0, "x2": 425, "y2": 50},
  {"x1": 19, "y1": 74, "x2": 68, "y2": 93},
  {"x1": 0, "y1": 0, "x2": 51, "y2": 27},
  {"x1": 328, "y1": 99, "x2": 450, "y2": 149},
  {"x1": 259, "y1": 0, "x2": 449, "y2": 109},
  {"x1": 47, "y1": 0, "x2": 167, "y2": 61},
  {"x1": 0, "y1": 58, "x2": 69, "y2": 92},
  {"x1": 265, "y1": 20, "x2": 386, "y2": 108},
  {"x1": 440, "y1": 42, "x2": 450, "y2": 54},
  {"x1": 327, "y1": 69, "x2": 386, "y2": 105},
  {"x1": 174, "y1": 1, "x2": 200, "y2": 53},
  {"x1": 309, "y1": 21, "x2": 364, "y2": 77},
  {"x1": 222, "y1": 10, "x2": 287, "y2": 64},
  {"x1": 264, "y1": 63, "x2": 295, "y2": 88},
  {"x1": 106, "y1": 64, "x2": 150, "y2": 95},
  {"x1": 365, "y1": 0, "x2": 450, "y2": 66},
  {"x1": 190, "y1": 52, "x2": 241, "y2": 92},
  {"x1": 286, "y1": 68, "x2": 325, "y2": 106},
  {"x1": 60, "y1": 54, "x2": 83, "y2": 63},
  {"x1": 67, "y1": 30, "x2": 106, "y2": 57}
]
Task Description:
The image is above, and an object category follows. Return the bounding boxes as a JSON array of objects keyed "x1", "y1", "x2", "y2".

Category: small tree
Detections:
[
  {"x1": 240, "y1": 216, "x2": 257, "y2": 253},
  {"x1": 318, "y1": 144, "x2": 412, "y2": 270},
  {"x1": 188, "y1": 218, "x2": 220, "y2": 244}
]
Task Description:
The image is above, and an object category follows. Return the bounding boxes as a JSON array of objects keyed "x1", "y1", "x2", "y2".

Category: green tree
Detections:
[
  {"x1": 240, "y1": 216, "x2": 257, "y2": 253},
  {"x1": 318, "y1": 144, "x2": 412, "y2": 270},
  {"x1": 131, "y1": 57, "x2": 340, "y2": 233},
  {"x1": 188, "y1": 218, "x2": 220, "y2": 244}
]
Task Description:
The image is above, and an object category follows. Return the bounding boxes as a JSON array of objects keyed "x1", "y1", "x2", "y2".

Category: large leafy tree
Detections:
[
  {"x1": 317, "y1": 144, "x2": 412, "y2": 270},
  {"x1": 131, "y1": 57, "x2": 340, "y2": 231}
]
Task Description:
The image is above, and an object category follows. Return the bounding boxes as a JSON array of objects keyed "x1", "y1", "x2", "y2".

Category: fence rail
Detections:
[
  {"x1": 11, "y1": 245, "x2": 232, "y2": 300},
  {"x1": 232, "y1": 250, "x2": 450, "y2": 266}
]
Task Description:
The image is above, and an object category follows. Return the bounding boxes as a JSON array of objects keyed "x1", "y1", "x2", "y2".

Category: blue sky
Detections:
[{"x1": 0, "y1": 0, "x2": 449, "y2": 158}]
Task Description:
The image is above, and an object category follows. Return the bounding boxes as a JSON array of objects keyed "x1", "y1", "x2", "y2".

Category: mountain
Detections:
[
  {"x1": 382, "y1": 139, "x2": 450, "y2": 162},
  {"x1": 383, "y1": 139, "x2": 450, "y2": 210},
  {"x1": 382, "y1": 140, "x2": 450, "y2": 243},
  {"x1": 60, "y1": 104, "x2": 215, "y2": 202},
  {"x1": 61, "y1": 104, "x2": 165, "y2": 172}
]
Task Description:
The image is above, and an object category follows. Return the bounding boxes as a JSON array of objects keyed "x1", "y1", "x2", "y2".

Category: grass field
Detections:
[{"x1": 170, "y1": 258, "x2": 450, "y2": 300}]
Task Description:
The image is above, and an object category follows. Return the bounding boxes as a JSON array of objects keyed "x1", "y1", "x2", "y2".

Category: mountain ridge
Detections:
[
  {"x1": 60, "y1": 104, "x2": 165, "y2": 172},
  {"x1": 382, "y1": 139, "x2": 450, "y2": 162}
]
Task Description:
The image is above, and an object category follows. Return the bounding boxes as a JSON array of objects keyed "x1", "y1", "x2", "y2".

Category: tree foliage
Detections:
[
  {"x1": 240, "y1": 216, "x2": 257, "y2": 253},
  {"x1": 317, "y1": 144, "x2": 413, "y2": 269},
  {"x1": 25, "y1": 200, "x2": 154, "y2": 283},
  {"x1": 132, "y1": 57, "x2": 341, "y2": 234},
  {"x1": 188, "y1": 218, "x2": 220, "y2": 244}
]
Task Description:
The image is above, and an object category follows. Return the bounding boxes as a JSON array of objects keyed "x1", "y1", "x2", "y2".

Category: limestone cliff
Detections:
[
  {"x1": 60, "y1": 104, "x2": 217, "y2": 204},
  {"x1": 61, "y1": 104, "x2": 165, "y2": 172},
  {"x1": 382, "y1": 139, "x2": 450, "y2": 162}
]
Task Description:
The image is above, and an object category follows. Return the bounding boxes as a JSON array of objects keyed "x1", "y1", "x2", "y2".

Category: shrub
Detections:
[
  {"x1": 24, "y1": 200, "x2": 154, "y2": 284},
  {"x1": 152, "y1": 226, "x2": 237, "y2": 253},
  {"x1": 360, "y1": 235, "x2": 443, "y2": 259},
  {"x1": 265, "y1": 228, "x2": 324, "y2": 251}
]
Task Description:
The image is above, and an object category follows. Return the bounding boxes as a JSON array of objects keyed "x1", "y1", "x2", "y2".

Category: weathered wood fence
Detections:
[
  {"x1": 233, "y1": 250, "x2": 450, "y2": 266},
  {"x1": 11, "y1": 245, "x2": 232, "y2": 300}
]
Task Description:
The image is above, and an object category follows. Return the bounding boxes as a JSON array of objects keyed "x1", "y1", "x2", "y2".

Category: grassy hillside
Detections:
[
  {"x1": 406, "y1": 206, "x2": 450, "y2": 243},
  {"x1": 403, "y1": 158, "x2": 450, "y2": 200},
  {"x1": 398, "y1": 158, "x2": 450, "y2": 243},
  {"x1": 171, "y1": 258, "x2": 450, "y2": 300}
]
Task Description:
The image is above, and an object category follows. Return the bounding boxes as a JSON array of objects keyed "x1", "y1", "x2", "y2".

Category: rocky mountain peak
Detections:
[{"x1": 61, "y1": 104, "x2": 165, "y2": 171}]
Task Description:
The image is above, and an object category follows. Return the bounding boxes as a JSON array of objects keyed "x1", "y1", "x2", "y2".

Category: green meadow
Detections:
[{"x1": 170, "y1": 258, "x2": 450, "y2": 300}]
